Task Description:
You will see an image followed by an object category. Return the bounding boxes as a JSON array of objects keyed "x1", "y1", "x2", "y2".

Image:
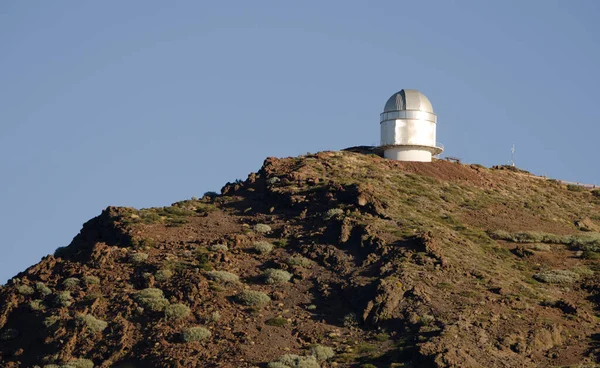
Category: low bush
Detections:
[
  {"x1": 35, "y1": 282, "x2": 52, "y2": 296},
  {"x1": 43, "y1": 315, "x2": 60, "y2": 328},
  {"x1": 165, "y1": 303, "x2": 191, "y2": 321},
  {"x1": 489, "y1": 230, "x2": 600, "y2": 251},
  {"x1": 77, "y1": 314, "x2": 108, "y2": 333},
  {"x1": 63, "y1": 277, "x2": 81, "y2": 290},
  {"x1": 182, "y1": 326, "x2": 211, "y2": 342},
  {"x1": 310, "y1": 345, "x2": 335, "y2": 361},
  {"x1": 286, "y1": 255, "x2": 313, "y2": 267},
  {"x1": 567, "y1": 184, "x2": 586, "y2": 192},
  {"x1": 17, "y1": 285, "x2": 34, "y2": 295},
  {"x1": 264, "y1": 269, "x2": 292, "y2": 284},
  {"x1": 236, "y1": 290, "x2": 271, "y2": 307},
  {"x1": 129, "y1": 252, "x2": 149, "y2": 263},
  {"x1": 253, "y1": 241, "x2": 274, "y2": 255},
  {"x1": 268, "y1": 354, "x2": 320, "y2": 368},
  {"x1": 206, "y1": 271, "x2": 240, "y2": 284},
  {"x1": 155, "y1": 269, "x2": 174, "y2": 282},
  {"x1": 195, "y1": 247, "x2": 213, "y2": 271},
  {"x1": 210, "y1": 244, "x2": 228, "y2": 251},
  {"x1": 29, "y1": 299, "x2": 46, "y2": 311},
  {"x1": 342, "y1": 312, "x2": 358, "y2": 327},
  {"x1": 324, "y1": 208, "x2": 344, "y2": 220},
  {"x1": 82, "y1": 276, "x2": 100, "y2": 286},
  {"x1": 254, "y1": 224, "x2": 272, "y2": 234},
  {"x1": 207, "y1": 311, "x2": 221, "y2": 322},
  {"x1": 582, "y1": 250, "x2": 600, "y2": 260},
  {"x1": 266, "y1": 177, "x2": 280, "y2": 185},
  {"x1": 531, "y1": 244, "x2": 551, "y2": 251},
  {"x1": 134, "y1": 288, "x2": 170, "y2": 312},
  {"x1": 265, "y1": 317, "x2": 287, "y2": 327},
  {"x1": 274, "y1": 238, "x2": 289, "y2": 247},
  {"x1": 533, "y1": 270, "x2": 579, "y2": 284},
  {"x1": 66, "y1": 358, "x2": 95, "y2": 368},
  {"x1": 54, "y1": 291, "x2": 73, "y2": 307}
]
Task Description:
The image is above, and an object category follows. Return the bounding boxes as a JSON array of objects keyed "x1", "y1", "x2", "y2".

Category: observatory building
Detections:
[{"x1": 380, "y1": 89, "x2": 443, "y2": 162}]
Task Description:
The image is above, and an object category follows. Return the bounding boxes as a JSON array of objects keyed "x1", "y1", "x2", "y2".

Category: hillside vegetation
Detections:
[{"x1": 1, "y1": 150, "x2": 600, "y2": 368}]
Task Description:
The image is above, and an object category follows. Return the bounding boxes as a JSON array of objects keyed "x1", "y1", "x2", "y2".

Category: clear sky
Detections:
[{"x1": 1, "y1": 1, "x2": 599, "y2": 284}]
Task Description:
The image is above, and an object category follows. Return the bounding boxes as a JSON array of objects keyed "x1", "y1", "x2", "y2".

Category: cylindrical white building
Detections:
[{"x1": 380, "y1": 89, "x2": 443, "y2": 162}]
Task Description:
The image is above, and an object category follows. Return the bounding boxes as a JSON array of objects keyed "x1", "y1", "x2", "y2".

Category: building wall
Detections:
[
  {"x1": 383, "y1": 147, "x2": 432, "y2": 162},
  {"x1": 380, "y1": 119, "x2": 436, "y2": 147}
]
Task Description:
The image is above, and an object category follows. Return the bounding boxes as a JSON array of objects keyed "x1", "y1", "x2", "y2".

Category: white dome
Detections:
[{"x1": 383, "y1": 89, "x2": 434, "y2": 114}]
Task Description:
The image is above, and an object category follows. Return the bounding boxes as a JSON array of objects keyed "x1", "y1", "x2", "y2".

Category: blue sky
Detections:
[{"x1": 1, "y1": 1, "x2": 599, "y2": 284}]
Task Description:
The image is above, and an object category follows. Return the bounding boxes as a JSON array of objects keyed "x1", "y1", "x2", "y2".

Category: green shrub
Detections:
[
  {"x1": 210, "y1": 244, "x2": 228, "y2": 251},
  {"x1": 206, "y1": 270, "x2": 240, "y2": 284},
  {"x1": 266, "y1": 177, "x2": 280, "y2": 185},
  {"x1": 420, "y1": 314, "x2": 435, "y2": 326},
  {"x1": 286, "y1": 255, "x2": 313, "y2": 267},
  {"x1": 29, "y1": 299, "x2": 46, "y2": 311},
  {"x1": 43, "y1": 315, "x2": 60, "y2": 328},
  {"x1": 54, "y1": 291, "x2": 73, "y2": 307},
  {"x1": 568, "y1": 233, "x2": 600, "y2": 251},
  {"x1": 533, "y1": 270, "x2": 579, "y2": 284},
  {"x1": 267, "y1": 363, "x2": 289, "y2": 368},
  {"x1": 129, "y1": 252, "x2": 149, "y2": 263},
  {"x1": 181, "y1": 326, "x2": 211, "y2": 342},
  {"x1": 310, "y1": 345, "x2": 335, "y2": 361},
  {"x1": 324, "y1": 208, "x2": 344, "y2": 220},
  {"x1": 582, "y1": 250, "x2": 600, "y2": 260},
  {"x1": 268, "y1": 354, "x2": 320, "y2": 368},
  {"x1": 82, "y1": 276, "x2": 100, "y2": 286},
  {"x1": 592, "y1": 189, "x2": 600, "y2": 198},
  {"x1": 342, "y1": 312, "x2": 358, "y2": 327},
  {"x1": 17, "y1": 284, "x2": 35, "y2": 295},
  {"x1": 567, "y1": 184, "x2": 585, "y2": 192},
  {"x1": 77, "y1": 314, "x2": 108, "y2": 333},
  {"x1": 265, "y1": 317, "x2": 287, "y2": 327},
  {"x1": 155, "y1": 269, "x2": 174, "y2": 282},
  {"x1": 134, "y1": 288, "x2": 170, "y2": 312},
  {"x1": 63, "y1": 278, "x2": 81, "y2": 290},
  {"x1": 264, "y1": 269, "x2": 293, "y2": 284},
  {"x1": 195, "y1": 247, "x2": 213, "y2": 271},
  {"x1": 253, "y1": 241, "x2": 274, "y2": 255},
  {"x1": 531, "y1": 244, "x2": 551, "y2": 251},
  {"x1": 207, "y1": 311, "x2": 221, "y2": 322},
  {"x1": 66, "y1": 358, "x2": 95, "y2": 368},
  {"x1": 254, "y1": 223, "x2": 272, "y2": 234},
  {"x1": 236, "y1": 290, "x2": 271, "y2": 307},
  {"x1": 374, "y1": 332, "x2": 389, "y2": 342},
  {"x1": 165, "y1": 303, "x2": 191, "y2": 321},
  {"x1": 274, "y1": 238, "x2": 289, "y2": 247},
  {"x1": 0, "y1": 328, "x2": 19, "y2": 341},
  {"x1": 36, "y1": 282, "x2": 52, "y2": 296}
]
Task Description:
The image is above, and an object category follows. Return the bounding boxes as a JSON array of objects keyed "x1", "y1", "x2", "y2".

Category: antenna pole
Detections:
[{"x1": 510, "y1": 144, "x2": 515, "y2": 167}]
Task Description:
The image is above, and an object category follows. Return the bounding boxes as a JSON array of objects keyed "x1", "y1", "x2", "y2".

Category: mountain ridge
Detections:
[{"x1": 1, "y1": 150, "x2": 600, "y2": 368}]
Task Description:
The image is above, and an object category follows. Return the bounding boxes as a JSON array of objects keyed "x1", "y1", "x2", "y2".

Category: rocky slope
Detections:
[{"x1": 1, "y1": 150, "x2": 600, "y2": 368}]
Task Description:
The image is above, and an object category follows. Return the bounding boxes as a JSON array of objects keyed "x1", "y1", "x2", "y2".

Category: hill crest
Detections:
[{"x1": 1, "y1": 151, "x2": 600, "y2": 368}]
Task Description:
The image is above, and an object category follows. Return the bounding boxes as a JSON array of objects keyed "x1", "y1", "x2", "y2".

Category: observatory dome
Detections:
[
  {"x1": 383, "y1": 89, "x2": 434, "y2": 114},
  {"x1": 379, "y1": 88, "x2": 442, "y2": 162}
]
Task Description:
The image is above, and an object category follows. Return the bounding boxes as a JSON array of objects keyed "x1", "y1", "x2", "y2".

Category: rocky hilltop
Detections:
[{"x1": 2, "y1": 150, "x2": 600, "y2": 368}]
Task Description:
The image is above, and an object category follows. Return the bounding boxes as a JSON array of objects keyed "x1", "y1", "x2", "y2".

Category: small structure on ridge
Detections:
[{"x1": 380, "y1": 89, "x2": 443, "y2": 162}]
